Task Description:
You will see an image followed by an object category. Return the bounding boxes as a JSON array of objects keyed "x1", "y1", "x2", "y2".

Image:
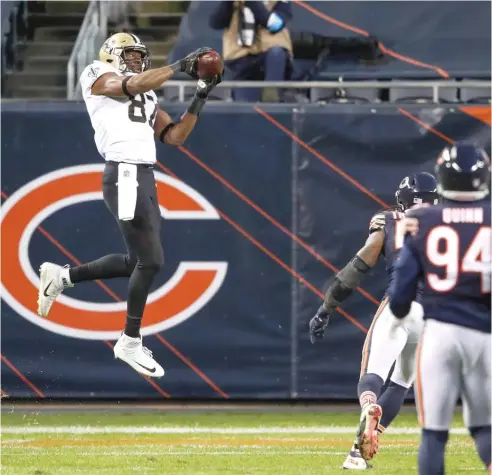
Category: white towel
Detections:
[
  {"x1": 237, "y1": 6, "x2": 255, "y2": 47},
  {"x1": 117, "y1": 163, "x2": 138, "y2": 221}
]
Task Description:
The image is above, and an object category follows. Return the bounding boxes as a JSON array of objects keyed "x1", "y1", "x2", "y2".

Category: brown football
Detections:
[{"x1": 197, "y1": 50, "x2": 224, "y2": 79}]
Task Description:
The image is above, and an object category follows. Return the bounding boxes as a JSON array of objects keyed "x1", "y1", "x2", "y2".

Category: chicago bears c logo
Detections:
[{"x1": 1, "y1": 164, "x2": 227, "y2": 340}]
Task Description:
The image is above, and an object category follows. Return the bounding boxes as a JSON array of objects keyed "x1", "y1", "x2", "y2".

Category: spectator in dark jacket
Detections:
[{"x1": 209, "y1": 1, "x2": 293, "y2": 102}]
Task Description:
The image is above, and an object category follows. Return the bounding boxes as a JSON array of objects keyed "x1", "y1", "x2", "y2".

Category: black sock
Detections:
[
  {"x1": 419, "y1": 429, "x2": 448, "y2": 475},
  {"x1": 69, "y1": 254, "x2": 135, "y2": 283},
  {"x1": 470, "y1": 425, "x2": 491, "y2": 467},
  {"x1": 125, "y1": 314, "x2": 141, "y2": 338},
  {"x1": 357, "y1": 373, "x2": 384, "y2": 402},
  {"x1": 123, "y1": 265, "x2": 160, "y2": 338},
  {"x1": 378, "y1": 381, "x2": 409, "y2": 431}
]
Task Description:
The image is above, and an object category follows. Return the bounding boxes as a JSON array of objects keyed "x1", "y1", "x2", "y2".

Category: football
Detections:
[{"x1": 196, "y1": 50, "x2": 224, "y2": 79}]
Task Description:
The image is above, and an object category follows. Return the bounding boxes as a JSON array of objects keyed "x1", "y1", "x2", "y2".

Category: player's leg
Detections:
[
  {"x1": 111, "y1": 166, "x2": 164, "y2": 377},
  {"x1": 38, "y1": 252, "x2": 137, "y2": 317},
  {"x1": 343, "y1": 298, "x2": 408, "y2": 468},
  {"x1": 37, "y1": 163, "x2": 139, "y2": 317},
  {"x1": 417, "y1": 320, "x2": 460, "y2": 475},
  {"x1": 377, "y1": 347, "x2": 414, "y2": 435},
  {"x1": 378, "y1": 301, "x2": 424, "y2": 434},
  {"x1": 461, "y1": 328, "x2": 491, "y2": 471}
]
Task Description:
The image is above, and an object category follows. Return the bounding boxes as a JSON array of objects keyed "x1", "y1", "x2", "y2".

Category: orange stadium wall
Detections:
[{"x1": 1, "y1": 103, "x2": 490, "y2": 400}]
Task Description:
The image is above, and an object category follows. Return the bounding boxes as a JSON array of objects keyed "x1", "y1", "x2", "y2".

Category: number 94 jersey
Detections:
[
  {"x1": 80, "y1": 61, "x2": 158, "y2": 165},
  {"x1": 406, "y1": 200, "x2": 491, "y2": 332}
]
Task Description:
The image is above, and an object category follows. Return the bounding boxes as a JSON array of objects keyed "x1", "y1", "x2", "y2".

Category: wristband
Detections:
[
  {"x1": 169, "y1": 60, "x2": 183, "y2": 73},
  {"x1": 187, "y1": 95, "x2": 207, "y2": 116}
]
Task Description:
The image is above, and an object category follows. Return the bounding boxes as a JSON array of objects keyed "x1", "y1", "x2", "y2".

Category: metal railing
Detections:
[
  {"x1": 160, "y1": 80, "x2": 491, "y2": 103},
  {"x1": 67, "y1": 1, "x2": 107, "y2": 99},
  {"x1": 67, "y1": 1, "x2": 132, "y2": 99}
]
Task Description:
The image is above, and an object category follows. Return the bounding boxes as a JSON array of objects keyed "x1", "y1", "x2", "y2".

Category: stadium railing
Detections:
[
  {"x1": 66, "y1": 1, "x2": 490, "y2": 103},
  {"x1": 158, "y1": 80, "x2": 491, "y2": 103},
  {"x1": 67, "y1": 1, "x2": 131, "y2": 100}
]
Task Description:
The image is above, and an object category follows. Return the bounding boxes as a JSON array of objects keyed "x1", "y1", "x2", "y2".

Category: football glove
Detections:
[
  {"x1": 180, "y1": 47, "x2": 213, "y2": 79},
  {"x1": 196, "y1": 70, "x2": 224, "y2": 98},
  {"x1": 309, "y1": 306, "x2": 331, "y2": 344}
]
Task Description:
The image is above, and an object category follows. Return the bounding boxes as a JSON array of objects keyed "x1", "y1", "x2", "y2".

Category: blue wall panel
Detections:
[{"x1": 1, "y1": 103, "x2": 490, "y2": 399}]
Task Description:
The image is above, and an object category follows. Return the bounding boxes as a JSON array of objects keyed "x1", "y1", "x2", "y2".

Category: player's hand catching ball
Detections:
[
  {"x1": 196, "y1": 72, "x2": 223, "y2": 98},
  {"x1": 309, "y1": 306, "x2": 331, "y2": 344},
  {"x1": 179, "y1": 47, "x2": 213, "y2": 79}
]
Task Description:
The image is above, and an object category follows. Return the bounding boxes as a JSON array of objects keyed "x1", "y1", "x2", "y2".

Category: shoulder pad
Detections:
[{"x1": 369, "y1": 213, "x2": 386, "y2": 234}]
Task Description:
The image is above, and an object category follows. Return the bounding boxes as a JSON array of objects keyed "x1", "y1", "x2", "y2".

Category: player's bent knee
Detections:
[
  {"x1": 137, "y1": 249, "x2": 164, "y2": 271},
  {"x1": 125, "y1": 255, "x2": 138, "y2": 274}
]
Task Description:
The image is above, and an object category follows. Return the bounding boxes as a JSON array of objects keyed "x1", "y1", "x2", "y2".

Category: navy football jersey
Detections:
[
  {"x1": 406, "y1": 199, "x2": 491, "y2": 333},
  {"x1": 369, "y1": 209, "x2": 406, "y2": 289}
]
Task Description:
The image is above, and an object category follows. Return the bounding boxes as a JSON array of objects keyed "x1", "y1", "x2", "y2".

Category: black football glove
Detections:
[
  {"x1": 195, "y1": 70, "x2": 224, "y2": 98},
  {"x1": 179, "y1": 47, "x2": 213, "y2": 79},
  {"x1": 309, "y1": 306, "x2": 331, "y2": 344}
]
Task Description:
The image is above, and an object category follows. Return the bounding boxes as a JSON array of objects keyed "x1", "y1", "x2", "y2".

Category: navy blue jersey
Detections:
[
  {"x1": 369, "y1": 209, "x2": 424, "y2": 298},
  {"x1": 389, "y1": 199, "x2": 491, "y2": 333}
]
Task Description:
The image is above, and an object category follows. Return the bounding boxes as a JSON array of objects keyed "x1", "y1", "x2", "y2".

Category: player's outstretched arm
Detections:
[
  {"x1": 154, "y1": 74, "x2": 223, "y2": 146},
  {"x1": 323, "y1": 231, "x2": 383, "y2": 314},
  {"x1": 309, "y1": 231, "x2": 384, "y2": 344},
  {"x1": 91, "y1": 64, "x2": 180, "y2": 97},
  {"x1": 91, "y1": 48, "x2": 214, "y2": 97}
]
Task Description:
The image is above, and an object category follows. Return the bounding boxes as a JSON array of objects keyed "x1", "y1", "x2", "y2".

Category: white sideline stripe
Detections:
[
  {"x1": 1, "y1": 426, "x2": 469, "y2": 435},
  {"x1": 2, "y1": 450, "x2": 353, "y2": 456}
]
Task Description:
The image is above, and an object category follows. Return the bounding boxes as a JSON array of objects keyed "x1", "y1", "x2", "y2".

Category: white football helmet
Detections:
[{"x1": 99, "y1": 32, "x2": 151, "y2": 74}]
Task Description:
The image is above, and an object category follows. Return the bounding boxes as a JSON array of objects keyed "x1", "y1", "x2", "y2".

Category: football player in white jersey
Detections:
[{"x1": 37, "y1": 32, "x2": 222, "y2": 378}]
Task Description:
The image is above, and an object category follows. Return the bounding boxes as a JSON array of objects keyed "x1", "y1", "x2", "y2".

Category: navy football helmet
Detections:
[
  {"x1": 435, "y1": 143, "x2": 491, "y2": 201},
  {"x1": 395, "y1": 172, "x2": 439, "y2": 211}
]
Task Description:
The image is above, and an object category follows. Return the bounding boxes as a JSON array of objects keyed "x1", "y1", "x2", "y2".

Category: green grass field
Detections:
[{"x1": 1, "y1": 410, "x2": 483, "y2": 474}]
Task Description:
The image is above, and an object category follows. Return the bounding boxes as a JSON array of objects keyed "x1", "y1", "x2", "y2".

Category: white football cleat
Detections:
[
  {"x1": 343, "y1": 440, "x2": 372, "y2": 470},
  {"x1": 37, "y1": 262, "x2": 73, "y2": 317},
  {"x1": 355, "y1": 403, "x2": 382, "y2": 461},
  {"x1": 113, "y1": 333, "x2": 164, "y2": 378}
]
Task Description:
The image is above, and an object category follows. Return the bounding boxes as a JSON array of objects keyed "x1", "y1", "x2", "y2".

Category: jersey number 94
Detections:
[{"x1": 425, "y1": 226, "x2": 491, "y2": 293}]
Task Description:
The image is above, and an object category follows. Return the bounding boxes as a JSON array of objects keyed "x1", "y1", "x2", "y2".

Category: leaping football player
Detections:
[{"x1": 37, "y1": 33, "x2": 223, "y2": 378}]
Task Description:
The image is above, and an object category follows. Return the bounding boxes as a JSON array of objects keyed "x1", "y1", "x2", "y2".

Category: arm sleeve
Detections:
[
  {"x1": 79, "y1": 62, "x2": 119, "y2": 97},
  {"x1": 209, "y1": 1, "x2": 235, "y2": 29},
  {"x1": 388, "y1": 236, "x2": 423, "y2": 318},
  {"x1": 273, "y1": 1, "x2": 292, "y2": 22}
]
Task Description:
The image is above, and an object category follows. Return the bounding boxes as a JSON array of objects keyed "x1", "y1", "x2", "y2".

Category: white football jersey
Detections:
[{"x1": 80, "y1": 60, "x2": 158, "y2": 165}]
